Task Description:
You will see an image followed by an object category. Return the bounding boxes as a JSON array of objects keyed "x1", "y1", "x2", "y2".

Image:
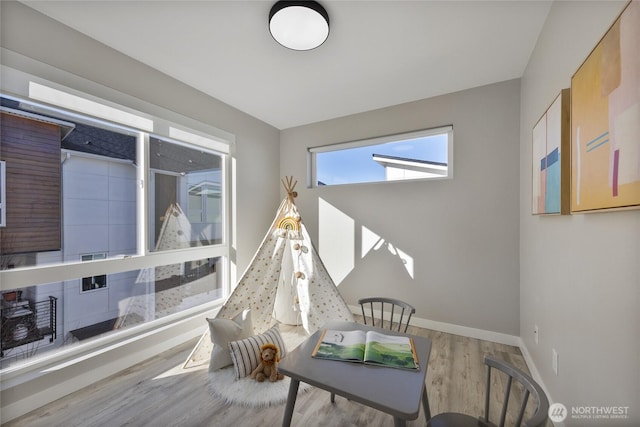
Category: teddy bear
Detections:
[{"x1": 250, "y1": 343, "x2": 285, "y2": 382}]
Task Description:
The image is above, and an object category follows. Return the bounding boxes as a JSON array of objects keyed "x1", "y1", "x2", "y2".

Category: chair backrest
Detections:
[
  {"x1": 482, "y1": 355, "x2": 550, "y2": 427},
  {"x1": 358, "y1": 297, "x2": 415, "y2": 333}
]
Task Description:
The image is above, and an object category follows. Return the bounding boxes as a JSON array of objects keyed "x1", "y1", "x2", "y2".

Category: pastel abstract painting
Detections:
[{"x1": 532, "y1": 89, "x2": 570, "y2": 215}]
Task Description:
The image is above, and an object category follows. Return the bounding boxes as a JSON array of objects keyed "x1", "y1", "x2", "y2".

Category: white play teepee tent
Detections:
[{"x1": 185, "y1": 177, "x2": 353, "y2": 367}]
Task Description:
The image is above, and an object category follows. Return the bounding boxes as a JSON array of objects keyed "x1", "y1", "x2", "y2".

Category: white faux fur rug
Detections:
[
  {"x1": 207, "y1": 326, "x2": 312, "y2": 407},
  {"x1": 208, "y1": 367, "x2": 312, "y2": 407}
]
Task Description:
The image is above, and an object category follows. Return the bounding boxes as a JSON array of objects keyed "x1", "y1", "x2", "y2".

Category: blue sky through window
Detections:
[{"x1": 316, "y1": 134, "x2": 448, "y2": 185}]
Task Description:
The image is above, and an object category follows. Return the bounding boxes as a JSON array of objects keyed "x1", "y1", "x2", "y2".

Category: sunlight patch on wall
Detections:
[
  {"x1": 362, "y1": 226, "x2": 414, "y2": 279},
  {"x1": 394, "y1": 246, "x2": 414, "y2": 279},
  {"x1": 318, "y1": 198, "x2": 354, "y2": 285},
  {"x1": 362, "y1": 225, "x2": 379, "y2": 258}
]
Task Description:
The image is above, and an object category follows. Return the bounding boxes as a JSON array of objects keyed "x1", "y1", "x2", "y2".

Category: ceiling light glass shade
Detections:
[{"x1": 269, "y1": 1, "x2": 329, "y2": 51}]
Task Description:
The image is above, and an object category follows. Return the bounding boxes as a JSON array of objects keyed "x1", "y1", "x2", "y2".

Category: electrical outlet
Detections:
[
  {"x1": 534, "y1": 325, "x2": 539, "y2": 344},
  {"x1": 552, "y1": 348, "x2": 558, "y2": 375}
]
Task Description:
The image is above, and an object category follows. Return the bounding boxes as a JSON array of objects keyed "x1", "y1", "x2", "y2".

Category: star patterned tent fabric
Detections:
[{"x1": 184, "y1": 179, "x2": 354, "y2": 368}]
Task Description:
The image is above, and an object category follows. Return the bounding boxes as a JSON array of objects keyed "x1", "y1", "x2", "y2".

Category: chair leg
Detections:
[
  {"x1": 421, "y1": 383, "x2": 431, "y2": 420},
  {"x1": 330, "y1": 392, "x2": 335, "y2": 403}
]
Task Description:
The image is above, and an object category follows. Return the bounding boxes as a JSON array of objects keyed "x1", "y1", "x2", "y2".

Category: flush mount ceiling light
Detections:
[{"x1": 269, "y1": 1, "x2": 330, "y2": 51}]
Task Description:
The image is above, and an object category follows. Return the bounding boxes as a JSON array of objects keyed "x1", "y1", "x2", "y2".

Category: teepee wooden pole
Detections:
[{"x1": 282, "y1": 176, "x2": 298, "y2": 199}]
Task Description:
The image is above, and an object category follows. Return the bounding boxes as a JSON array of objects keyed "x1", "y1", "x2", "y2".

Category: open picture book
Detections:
[{"x1": 311, "y1": 329, "x2": 419, "y2": 370}]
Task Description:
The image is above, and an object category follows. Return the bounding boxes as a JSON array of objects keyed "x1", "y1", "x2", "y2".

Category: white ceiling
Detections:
[{"x1": 21, "y1": 1, "x2": 552, "y2": 130}]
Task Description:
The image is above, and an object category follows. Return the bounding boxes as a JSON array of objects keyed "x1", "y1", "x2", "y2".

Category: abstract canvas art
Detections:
[
  {"x1": 571, "y1": 1, "x2": 640, "y2": 212},
  {"x1": 532, "y1": 89, "x2": 570, "y2": 215}
]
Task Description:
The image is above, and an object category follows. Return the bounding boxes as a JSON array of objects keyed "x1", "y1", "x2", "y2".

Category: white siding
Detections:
[{"x1": 62, "y1": 154, "x2": 136, "y2": 331}]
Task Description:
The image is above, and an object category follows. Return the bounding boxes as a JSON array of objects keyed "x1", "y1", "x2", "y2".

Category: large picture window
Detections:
[
  {"x1": 0, "y1": 83, "x2": 230, "y2": 368},
  {"x1": 309, "y1": 126, "x2": 453, "y2": 186}
]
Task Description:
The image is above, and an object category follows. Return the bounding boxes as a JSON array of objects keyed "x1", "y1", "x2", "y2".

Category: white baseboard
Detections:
[
  {"x1": 412, "y1": 316, "x2": 521, "y2": 347},
  {"x1": 348, "y1": 304, "x2": 520, "y2": 346},
  {"x1": 518, "y1": 338, "x2": 546, "y2": 392},
  {"x1": 517, "y1": 338, "x2": 560, "y2": 426}
]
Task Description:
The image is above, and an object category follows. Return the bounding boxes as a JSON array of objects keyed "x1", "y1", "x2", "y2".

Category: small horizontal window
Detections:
[
  {"x1": 309, "y1": 126, "x2": 452, "y2": 186},
  {"x1": 81, "y1": 253, "x2": 107, "y2": 292}
]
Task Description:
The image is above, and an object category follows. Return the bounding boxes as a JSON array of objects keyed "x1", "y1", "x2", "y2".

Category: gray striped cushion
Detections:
[{"x1": 228, "y1": 324, "x2": 287, "y2": 379}]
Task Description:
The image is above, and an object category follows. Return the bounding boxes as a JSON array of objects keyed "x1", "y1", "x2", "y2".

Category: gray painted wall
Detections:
[
  {"x1": 520, "y1": 1, "x2": 639, "y2": 422},
  {"x1": 281, "y1": 79, "x2": 521, "y2": 336}
]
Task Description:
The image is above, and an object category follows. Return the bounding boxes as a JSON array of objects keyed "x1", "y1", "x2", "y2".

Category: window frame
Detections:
[
  {"x1": 308, "y1": 125, "x2": 453, "y2": 187},
  {"x1": 80, "y1": 253, "x2": 108, "y2": 293},
  {"x1": 147, "y1": 134, "x2": 225, "y2": 251},
  {"x1": 0, "y1": 160, "x2": 5, "y2": 227}
]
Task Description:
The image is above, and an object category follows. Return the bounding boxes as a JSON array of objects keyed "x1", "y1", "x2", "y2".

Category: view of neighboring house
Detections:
[
  {"x1": 0, "y1": 98, "x2": 222, "y2": 366},
  {"x1": 372, "y1": 154, "x2": 448, "y2": 180}
]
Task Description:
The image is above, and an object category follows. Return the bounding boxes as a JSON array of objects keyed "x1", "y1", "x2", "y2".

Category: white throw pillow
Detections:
[
  {"x1": 228, "y1": 324, "x2": 287, "y2": 379},
  {"x1": 207, "y1": 309, "x2": 252, "y2": 372}
]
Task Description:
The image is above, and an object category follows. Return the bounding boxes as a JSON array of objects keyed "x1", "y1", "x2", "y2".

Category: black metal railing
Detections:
[{"x1": 1, "y1": 296, "x2": 57, "y2": 357}]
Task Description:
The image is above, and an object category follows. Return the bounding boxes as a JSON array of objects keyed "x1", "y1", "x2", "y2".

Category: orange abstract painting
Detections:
[{"x1": 571, "y1": 1, "x2": 640, "y2": 212}]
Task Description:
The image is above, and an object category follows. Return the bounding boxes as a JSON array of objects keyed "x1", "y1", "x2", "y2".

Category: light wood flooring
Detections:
[{"x1": 4, "y1": 323, "x2": 550, "y2": 427}]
